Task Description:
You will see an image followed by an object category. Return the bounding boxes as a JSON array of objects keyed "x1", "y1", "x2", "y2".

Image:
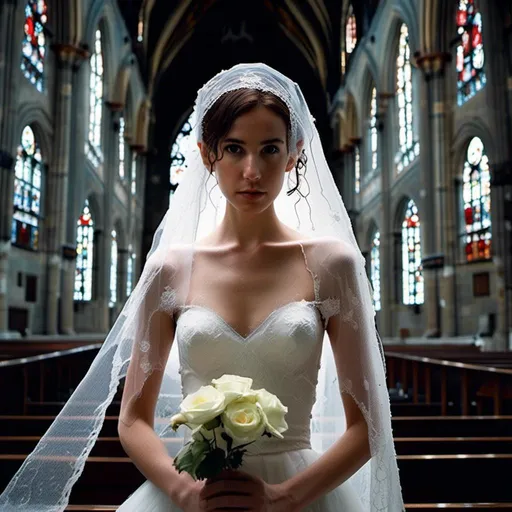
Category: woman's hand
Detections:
[
  {"x1": 174, "y1": 477, "x2": 207, "y2": 512},
  {"x1": 199, "y1": 469, "x2": 299, "y2": 512}
]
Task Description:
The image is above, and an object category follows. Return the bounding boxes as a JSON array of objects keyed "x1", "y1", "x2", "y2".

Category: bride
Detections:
[{"x1": 0, "y1": 64, "x2": 404, "y2": 511}]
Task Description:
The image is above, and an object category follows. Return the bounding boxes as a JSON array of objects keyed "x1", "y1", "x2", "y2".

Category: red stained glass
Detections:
[
  {"x1": 21, "y1": 1, "x2": 48, "y2": 92},
  {"x1": 456, "y1": 0, "x2": 486, "y2": 105}
]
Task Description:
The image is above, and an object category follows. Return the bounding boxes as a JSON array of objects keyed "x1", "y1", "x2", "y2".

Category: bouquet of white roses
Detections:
[{"x1": 170, "y1": 374, "x2": 288, "y2": 480}]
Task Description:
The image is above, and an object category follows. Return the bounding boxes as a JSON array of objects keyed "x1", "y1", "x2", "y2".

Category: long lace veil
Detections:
[{"x1": 0, "y1": 63, "x2": 404, "y2": 511}]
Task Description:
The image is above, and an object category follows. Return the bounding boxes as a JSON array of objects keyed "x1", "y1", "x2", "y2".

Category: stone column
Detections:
[
  {"x1": 117, "y1": 247, "x2": 129, "y2": 308},
  {"x1": 0, "y1": 1, "x2": 20, "y2": 336},
  {"x1": 45, "y1": 44, "x2": 88, "y2": 334},
  {"x1": 377, "y1": 92, "x2": 395, "y2": 338},
  {"x1": 416, "y1": 52, "x2": 452, "y2": 337}
]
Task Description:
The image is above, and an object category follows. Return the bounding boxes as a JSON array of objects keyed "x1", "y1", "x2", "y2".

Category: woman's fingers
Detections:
[
  {"x1": 204, "y1": 493, "x2": 264, "y2": 511},
  {"x1": 201, "y1": 478, "x2": 256, "y2": 499}
]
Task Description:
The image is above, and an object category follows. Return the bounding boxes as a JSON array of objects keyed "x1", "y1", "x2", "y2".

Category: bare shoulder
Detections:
[
  {"x1": 301, "y1": 236, "x2": 360, "y2": 268},
  {"x1": 143, "y1": 243, "x2": 194, "y2": 282}
]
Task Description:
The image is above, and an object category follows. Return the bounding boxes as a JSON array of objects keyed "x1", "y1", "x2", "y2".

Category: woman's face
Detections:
[{"x1": 199, "y1": 105, "x2": 298, "y2": 214}]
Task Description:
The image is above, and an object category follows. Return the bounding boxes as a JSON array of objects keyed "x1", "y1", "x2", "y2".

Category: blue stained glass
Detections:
[
  {"x1": 11, "y1": 126, "x2": 42, "y2": 250},
  {"x1": 402, "y1": 199, "x2": 424, "y2": 305},
  {"x1": 21, "y1": 0, "x2": 47, "y2": 92},
  {"x1": 74, "y1": 201, "x2": 94, "y2": 301}
]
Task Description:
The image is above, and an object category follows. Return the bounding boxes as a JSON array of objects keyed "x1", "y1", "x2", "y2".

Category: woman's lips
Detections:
[{"x1": 237, "y1": 191, "x2": 266, "y2": 200}]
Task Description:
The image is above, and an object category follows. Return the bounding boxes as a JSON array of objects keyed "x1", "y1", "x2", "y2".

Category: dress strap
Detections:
[{"x1": 298, "y1": 242, "x2": 321, "y2": 304}]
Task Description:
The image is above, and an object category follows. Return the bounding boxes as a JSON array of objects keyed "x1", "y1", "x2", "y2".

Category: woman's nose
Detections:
[{"x1": 242, "y1": 155, "x2": 261, "y2": 181}]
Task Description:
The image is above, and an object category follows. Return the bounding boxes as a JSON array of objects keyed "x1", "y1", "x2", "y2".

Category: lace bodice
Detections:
[{"x1": 173, "y1": 300, "x2": 329, "y2": 455}]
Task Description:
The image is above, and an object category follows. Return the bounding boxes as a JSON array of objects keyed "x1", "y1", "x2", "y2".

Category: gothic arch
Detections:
[
  {"x1": 380, "y1": 6, "x2": 420, "y2": 93},
  {"x1": 83, "y1": 1, "x2": 118, "y2": 100},
  {"x1": 452, "y1": 119, "x2": 496, "y2": 178},
  {"x1": 14, "y1": 105, "x2": 53, "y2": 165}
]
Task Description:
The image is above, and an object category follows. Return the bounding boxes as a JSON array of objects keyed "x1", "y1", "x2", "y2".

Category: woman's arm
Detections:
[
  {"x1": 118, "y1": 304, "x2": 201, "y2": 506},
  {"x1": 279, "y1": 394, "x2": 370, "y2": 509},
  {"x1": 279, "y1": 245, "x2": 373, "y2": 509}
]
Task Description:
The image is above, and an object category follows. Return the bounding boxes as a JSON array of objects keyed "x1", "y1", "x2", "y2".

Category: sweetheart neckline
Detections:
[{"x1": 178, "y1": 300, "x2": 321, "y2": 341}]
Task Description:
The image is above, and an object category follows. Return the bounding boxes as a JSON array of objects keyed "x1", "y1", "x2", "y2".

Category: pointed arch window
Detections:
[
  {"x1": 456, "y1": 0, "x2": 486, "y2": 106},
  {"x1": 402, "y1": 199, "x2": 424, "y2": 305},
  {"x1": 170, "y1": 113, "x2": 195, "y2": 199},
  {"x1": 21, "y1": 0, "x2": 48, "y2": 92},
  {"x1": 119, "y1": 116, "x2": 125, "y2": 180},
  {"x1": 342, "y1": 4, "x2": 357, "y2": 74},
  {"x1": 463, "y1": 136, "x2": 491, "y2": 262},
  {"x1": 109, "y1": 230, "x2": 117, "y2": 307},
  {"x1": 354, "y1": 146, "x2": 361, "y2": 194},
  {"x1": 75, "y1": 201, "x2": 94, "y2": 301},
  {"x1": 12, "y1": 126, "x2": 43, "y2": 250},
  {"x1": 370, "y1": 87, "x2": 378, "y2": 174},
  {"x1": 396, "y1": 23, "x2": 419, "y2": 173},
  {"x1": 126, "y1": 244, "x2": 136, "y2": 297},
  {"x1": 87, "y1": 29, "x2": 104, "y2": 166},
  {"x1": 371, "y1": 230, "x2": 381, "y2": 311},
  {"x1": 131, "y1": 153, "x2": 137, "y2": 195}
]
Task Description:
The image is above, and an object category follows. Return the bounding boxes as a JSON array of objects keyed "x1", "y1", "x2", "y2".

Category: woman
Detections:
[{"x1": 0, "y1": 64, "x2": 404, "y2": 511}]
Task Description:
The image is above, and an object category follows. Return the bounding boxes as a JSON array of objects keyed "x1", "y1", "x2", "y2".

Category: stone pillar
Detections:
[
  {"x1": 377, "y1": 92, "x2": 395, "y2": 338},
  {"x1": 45, "y1": 44, "x2": 88, "y2": 334},
  {"x1": 117, "y1": 247, "x2": 129, "y2": 308},
  {"x1": 0, "y1": 1, "x2": 21, "y2": 336},
  {"x1": 416, "y1": 52, "x2": 452, "y2": 337}
]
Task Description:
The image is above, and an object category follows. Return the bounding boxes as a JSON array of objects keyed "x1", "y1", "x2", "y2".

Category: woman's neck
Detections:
[{"x1": 214, "y1": 203, "x2": 291, "y2": 250}]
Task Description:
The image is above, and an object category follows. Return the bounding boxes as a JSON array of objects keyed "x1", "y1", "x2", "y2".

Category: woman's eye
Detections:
[
  {"x1": 263, "y1": 145, "x2": 280, "y2": 155},
  {"x1": 225, "y1": 144, "x2": 242, "y2": 154}
]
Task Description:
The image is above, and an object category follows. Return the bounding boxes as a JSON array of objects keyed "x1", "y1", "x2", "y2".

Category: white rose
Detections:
[
  {"x1": 211, "y1": 374, "x2": 254, "y2": 405},
  {"x1": 222, "y1": 400, "x2": 266, "y2": 443},
  {"x1": 255, "y1": 389, "x2": 288, "y2": 439},
  {"x1": 177, "y1": 385, "x2": 226, "y2": 426}
]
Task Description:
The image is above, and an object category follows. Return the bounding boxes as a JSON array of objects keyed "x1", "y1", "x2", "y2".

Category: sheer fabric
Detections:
[{"x1": 0, "y1": 63, "x2": 403, "y2": 511}]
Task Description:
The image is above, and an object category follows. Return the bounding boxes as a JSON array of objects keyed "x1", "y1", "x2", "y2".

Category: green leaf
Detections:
[
  {"x1": 195, "y1": 447, "x2": 226, "y2": 480},
  {"x1": 173, "y1": 440, "x2": 210, "y2": 479},
  {"x1": 203, "y1": 416, "x2": 221, "y2": 431}
]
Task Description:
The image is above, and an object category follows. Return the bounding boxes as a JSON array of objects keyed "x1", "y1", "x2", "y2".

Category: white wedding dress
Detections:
[{"x1": 118, "y1": 269, "x2": 365, "y2": 511}]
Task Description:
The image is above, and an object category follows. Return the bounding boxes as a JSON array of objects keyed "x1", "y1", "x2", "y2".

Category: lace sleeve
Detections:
[{"x1": 310, "y1": 238, "x2": 404, "y2": 511}]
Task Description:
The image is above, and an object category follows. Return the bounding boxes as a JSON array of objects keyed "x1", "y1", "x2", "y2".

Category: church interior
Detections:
[{"x1": 0, "y1": 0, "x2": 511, "y2": 509}]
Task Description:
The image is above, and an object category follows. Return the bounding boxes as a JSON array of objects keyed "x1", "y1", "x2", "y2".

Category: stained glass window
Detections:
[
  {"x1": 354, "y1": 146, "x2": 361, "y2": 194},
  {"x1": 170, "y1": 114, "x2": 195, "y2": 199},
  {"x1": 127, "y1": 244, "x2": 136, "y2": 297},
  {"x1": 370, "y1": 88, "x2": 378, "y2": 173},
  {"x1": 346, "y1": 5, "x2": 357, "y2": 54},
  {"x1": 87, "y1": 29, "x2": 104, "y2": 166},
  {"x1": 463, "y1": 136, "x2": 491, "y2": 262},
  {"x1": 456, "y1": 0, "x2": 486, "y2": 106},
  {"x1": 342, "y1": 4, "x2": 357, "y2": 74},
  {"x1": 119, "y1": 116, "x2": 125, "y2": 180},
  {"x1": 402, "y1": 199, "x2": 424, "y2": 305},
  {"x1": 75, "y1": 200, "x2": 94, "y2": 301},
  {"x1": 109, "y1": 230, "x2": 117, "y2": 307},
  {"x1": 131, "y1": 154, "x2": 137, "y2": 195},
  {"x1": 396, "y1": 23, "x2": 420, "y2": 173},
  {"x1": 21, "y1": 0, "x2": 48, "y2": 92},
  {"x1": 371, "y1": 230, "x2": 381, "y2": 311},
  {"x1": 12, "y1": 126, "x2": 42, "y2": 250}
]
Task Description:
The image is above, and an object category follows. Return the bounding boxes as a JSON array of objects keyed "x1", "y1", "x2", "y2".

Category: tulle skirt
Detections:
[{"x1": 117, "y1": 448, "x2": 365, "y2": 511}]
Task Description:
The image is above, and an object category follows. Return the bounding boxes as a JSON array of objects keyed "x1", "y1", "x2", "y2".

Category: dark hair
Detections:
[{"x1": 201, "y1": 89, "x2": 307, "y2": 195}]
